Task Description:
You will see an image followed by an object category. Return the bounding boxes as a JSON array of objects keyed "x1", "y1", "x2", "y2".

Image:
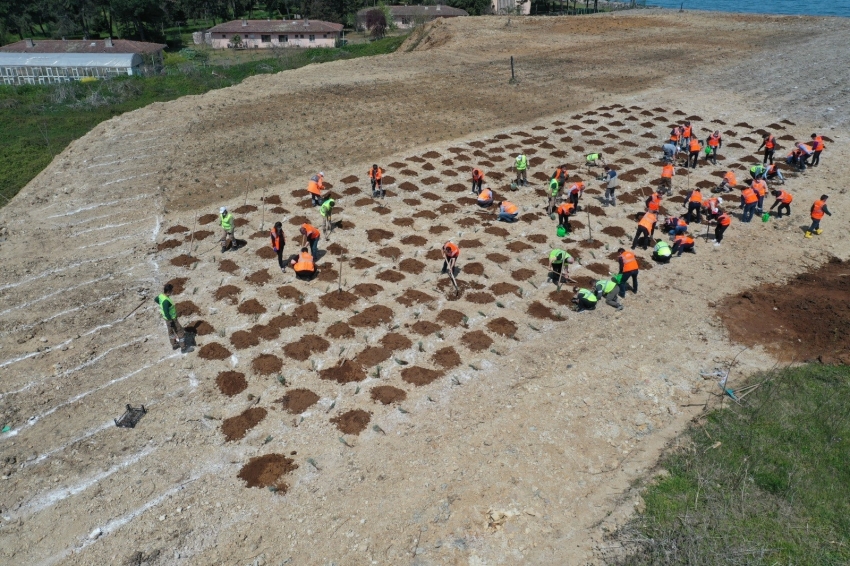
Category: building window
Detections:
[
  {"x1": 261, "y1": 34, "x2": 270, "y2": 42},
  {"x1": 323, "y1": 34, "x2": 327, "y2": 38},
  {"x1": 309, "y1": 34, "x2": 315, "y2": 42},
  {"x1": 279, "y1": 35, "x2": 287, "y2": 42},
  {"x1": 221, "y1": 34, "x2": 226, "y2": 38}
]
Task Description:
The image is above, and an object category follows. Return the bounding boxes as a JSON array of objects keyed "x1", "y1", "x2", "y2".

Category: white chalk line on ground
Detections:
[
  {"x1": 102, "y1": 173, "x2": 153, "y2": 187},
  {"x1": 75, "y1": 232, "x2": 144, "y2": 250},
  {"x1": 0, "y1": 266, "x2": 138, "y2": 318},
  {"x1": 72, "y1": 217, "x2": 148, "y2": 237},
  {"x1": 1, "y1": 352, "x2": 179, "y2": 439},
  {"x1": 46, "y1": 194, "x2": 152, "y2": 219},
  {"x1": 0, "y1": 291, "x2": 124, "y2": 337},
  {"x1": 0, "y1": 249, "x2": 134, "y2": 291}
]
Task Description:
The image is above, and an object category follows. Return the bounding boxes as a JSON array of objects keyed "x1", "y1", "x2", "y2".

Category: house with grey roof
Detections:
[{"x1": 204, "y1": 19, "x2": 344, "y2": 49}]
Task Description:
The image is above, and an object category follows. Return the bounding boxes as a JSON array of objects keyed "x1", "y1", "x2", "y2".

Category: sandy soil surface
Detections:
[{"x1": 1, "y1": 10, "x2": 849, "y2": 566}]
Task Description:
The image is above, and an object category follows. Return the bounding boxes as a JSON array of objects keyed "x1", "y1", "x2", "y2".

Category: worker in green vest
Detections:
[
  {"x1": 546, "y1": 177, "x2": 560, "y2": 215},
  {"x1": 219, "y1": 206, "x2": 235, "y2": 252},
  {"x1": 652, "y1": 240, "x2": 672, "y2": 264},
  {"x1": 155, "y1": 284, "x2": 187, "y2": 351},
  {"x1": 572, "y1": 286, "x2": 598, "y2": 312},
  {"x1": 320, "y1": 197, "x2": 335, "y2": 234},
  {"x1": 548, "y1": 249, "x2": 574, "y2": 284},
  {"x1": 514, "y1": 153, "x2": 528, "y2": 187},
  {"x1": 594, "y1": 278, "x2": 623, "y2": 310}
]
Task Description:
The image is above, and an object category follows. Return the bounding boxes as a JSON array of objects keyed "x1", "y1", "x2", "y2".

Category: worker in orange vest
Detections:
[
  {"x1": 498, "y1": 200, "x2": 519, "y2": 223},
  {"x1": 702, "y1": 196, "x2": 722, "y2": 220},
  {"x1": 805, "y1": 195, "x2": 832, "y2": 238},
  {"x1": 567, "y1": 181, "x2": 584, "y2": 209},
  {"x1": 556, "y1": 202, "x2": 575, "y2": 232},
  {"x1": 765, "y1": 163, "x2": 785, "y2": 184},
  {"x1": 369, "y1": 164, "x2": 384, "y2": 198},
  {"x1": 616, "y1": 248, "x2": 639, "y2": 298},
  {"x1": 471, "y1": 168, "x2": 485, "y2": 195},
  {"x1": 685, "y1": 188, "x2": 703, "y2": 223},
  {"x1": 631, "y1": 211, "x2": 657, "y2": 251},
  {"x1": 659, "y1": 163, "x2": 675, "y2": 195},
  {"x1": 757, "y1": 133, "x2": 776, "y2": 165},
  {"x1": 740, "y1": 185, "x2": 759, "y2": 222},
  {"x1": 705, "y1": 131, "x2": 722, "y2": 165},
  {"x1": 290, "y1": 247, "x2": 316, "y2": 280},
  {"x1": 477, "y1": 187, "x2": 494, "y2": 207},
  {"x1": 270, "y1": 221, "x2": 286, "y2": 272},
  {"x1": 769, "y1": 189, "x2": 793, "y2": 218},
  {"x1": 717, "y1": 171, "x2": 737, "y2": 193},
  {"x1": 810, "y1": 133, "x2": 825, "y2": 167},
  {"x1": 299, "y1": 223, "x2": 321, "y2": 257},
  {"x1": 669, "y1": 125, "x2": 682, "y2": 147},
  {"x1": 687, "y1": 136, "x2": 702, "y2": 169},
  {"x1": 681, "y1": 122, "x2": 693, "y2": 149},
  {"x1": 713, "y1": 210, "x2": 731, "y2": 245},
  {"x1": 751, "y1": 178, "x2": 768, "y2": 214},
  {"x1": 672, "y1": 233, "x2": 695, "y2": 257},
  {"x1": 645, "y1": 190, "x2": 661, "y2": 213},
  {"x1": 441, "y1": 241, "x2": 460, "y2": 275},
  {"x1": 307, "y1": 172, "x2": 324, "y2": 206},
  {"x1": 665, "y1": 215, "x2": 688, "y2": 237},
  {"x1": 550, "y1": 165, "x2": 568, "y2": 188}
]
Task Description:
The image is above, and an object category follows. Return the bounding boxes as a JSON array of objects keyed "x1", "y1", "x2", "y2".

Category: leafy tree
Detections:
[{"x1": 364, "y1": 7, "x2": 385, "y2": 39}]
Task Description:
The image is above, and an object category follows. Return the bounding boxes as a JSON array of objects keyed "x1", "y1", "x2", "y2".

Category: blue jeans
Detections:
[
  {"x1": 618, "y1": 270, "x2": 638, "y2": 297},
  {"x1": 742, "y1": 203, "x2": 756, "y2": 222},
  {"x1": 669, "y1": 226, "x2": 687, "y2": 237},
  {"x1": 809, "y1": 218, "x2": 821, "y2": 232},
  {"x1": 309, "y1": 236, "x2": 320, "y2": 257},
  {"x1": 756, "y1": 195, "x2": 764, "y2": 212},
  {"x1": 499, "y1": 212, "x2": 518, "y2": 223}
]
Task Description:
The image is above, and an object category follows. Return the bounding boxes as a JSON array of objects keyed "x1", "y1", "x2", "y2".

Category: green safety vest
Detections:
[
  {"x1": 515, "y1": 155, "x2": 528, "y2": 170},
  {"x1": 595, "y1": 279, "x2": 617, "y2": 295},
  {"x1": 586, "y1": 153, "x2": 600, "y2": 162},
  {"x1": 654, "y1": 241, "x2": 672, "y2": 257},
  {"x1": 320, "y1": 199, "x2": 335, "y2": 217},
  {"x1": 156, "y1": 294, "x2": 176, "y2": 321},
  {"x1": 578, "y1": 288, "x2": 598, "y2": 302},
  {"x1": 220, "y1": 213, "x2": 233, "y2": 231},
  {"x1": 549, "y1": 249, "x2": 570, "y2": 264},
  {"x1": 750, "y1": 165, "x2": 765, "y2": 176},
  {"x1": 549, "y1": 178, "x2": 559, "y2": 196}
]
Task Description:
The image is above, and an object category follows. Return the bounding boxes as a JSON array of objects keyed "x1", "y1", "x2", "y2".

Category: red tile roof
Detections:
[
  {"x1": 208, "y1": 19, "x2": 344, "y2": 34},
  {"x1": 0, "y1": 39, "x2": 166, "y2": 55}
]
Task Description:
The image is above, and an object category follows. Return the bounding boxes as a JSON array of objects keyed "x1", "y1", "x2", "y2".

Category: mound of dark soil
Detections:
[
  {"x1": 351, "y1": 283, "x2": 383, "y2": 298},
  {"x1": 331, "y1": 409, "x2": 371, "y2": 435},
  {"x1": 460, "y1": 330, "x2": 493, "y2": 352},
  {"x1": 326, "y1": 321, "x2": 355, "y2": 339},
  {"x1": 377, "y1": 270, "x2": 405, "y2": 283},
  {"x1": 401, "y1": 366, "x2": 444, "y2": 386},
  {"x1": 432, "y1": 346, "x2": 461, "y2": 369},
  {"x1": 371, "y1": 386, "x2": 407, "y2": 405},
  {"x1": 283, "y1": 335, "x2": 330, "y2": 361},
  {"x1": 349, "y1": 305, "x2": 394, "y2": 328},
  {"x1": 237, "y1": 454, "x2": 297, "y2": 491},
  {"x1": 319, "y1": 359, "x2": 366, "y2": 383},
  {"x1": 199, "y1": 342, "x2": 231, "y2": 360},
  {"x1": 511, "y1": 268, "x2": 535, "y2": 281},
  {"x1": 354, "y1": 346, "x2": 392, "y2": 368},
  {"x1": 230, "y1": 330, "x2": 260, "y2": 350},
  {"x1": 320, "y1": 291, "x2": 359, "y2": 310},
  {"x1": 170, "y1": 254, "x2": 198, "y2": 267},
  {"x1": 216, "y1": 371, "x2": 247, "y2": 396},
  {"x1": 251, "y1": 354, "x2": 283, "y2": 375},
  {"x1": 186, "y1": 320, "x2": 214, "y2": 335},
  {"x1": 250, "y1": 324, "x2": 280, "y2": 341},
  {"x1": 411, "y1": 320, "x2": 441, "y2": 335},
  {"x1": 527, "y1": 301, "x2": 560, "y2": 320},
  {"x1": 222, "y1": 407, "x2": 267, "y2": 442},
  {"x1": 275, "y1": 389, "x2": 320, "y2": 414},
  {"x1": 437, "y1": 309, "x2": 466, "y2": 326},
  {"x1": 293, "y1": 302, "x2": 319, "y2": 323},
  {"x1": 276, "y1": 285, "x2": 300, "y2": 300},
  {"x1": 381, "y1": 332, "x2": 413, "y2": 351},
  {"x1": 399, "y1": 258, "x2": 426, "y2": 274},
  {"x1": 397, "y1": 289, "x2": 435, "y2": 306},
  {"x1": 487, "y1": 317, "x2": 518, "y2": 337},
  {"x1": 245, "y1": 269, "x2": 271, "y2": 286},
  {"x1": 238, "y1": 298, "x2": 266, "y2": 315}
]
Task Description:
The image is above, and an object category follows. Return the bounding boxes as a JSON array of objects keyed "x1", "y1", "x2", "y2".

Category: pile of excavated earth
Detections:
[{"x1": 1, "y1": 9, "x2": 849, "y2": 566}]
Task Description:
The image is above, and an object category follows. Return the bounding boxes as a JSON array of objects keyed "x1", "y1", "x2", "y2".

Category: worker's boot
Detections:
[
  {"x1": 815, "y1": 229, "x2": 823, "y2": 235},
  {"x1": 805, "y1": 231, "x2": 813, "y2": 238}
]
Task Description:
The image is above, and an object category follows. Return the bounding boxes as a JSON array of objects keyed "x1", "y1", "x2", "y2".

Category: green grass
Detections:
[
  {"x1": 0, "y1": 35, "x2": 406, "y2": 205},
  {"x1": 609, "y1": 364, "x2": 850, "y2": 565}
]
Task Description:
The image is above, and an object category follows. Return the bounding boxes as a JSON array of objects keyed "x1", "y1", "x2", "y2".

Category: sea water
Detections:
[{"x1": 647, "y1": 0, "x2": 850, "y2": 17}]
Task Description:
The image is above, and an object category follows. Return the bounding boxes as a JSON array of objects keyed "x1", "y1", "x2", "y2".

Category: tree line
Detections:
[{"x1": 0, "y1": 0, "x2": 492, "y2": 44}]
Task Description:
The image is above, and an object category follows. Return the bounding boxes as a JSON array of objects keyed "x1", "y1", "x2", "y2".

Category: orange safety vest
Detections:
[
  {"x1": 812, "y1": 136, "x2": 825, "y2": 151},
  {"x1": 270, "y1": 228, "x2": 283, "y2": 250},
  {"x1": 724, "y1": 171, "x2": 737, "y2": 186},
  {"x1": 472, "y1": 169, "x2": 484, "y2": 181},
  {"x1": 718, "y1": 213, "x2": 731, "y2": 226},
  {"x1": 293, "y1": 251, "x2": 315, "y2": 273},
  {"x1": 675, "y1": 235, "x2": 694, "y2": 246},
  {"x1": 478, "y1": 188, "x2": 493, "y2": 202},
  {"x1": 661, "y1": 164, "x2": 674, "y2": 178},
  {"x1": 689, "y1": 138, "x2": 701, "y2": 152},
  {"x1": 777, "y1": 190, "x2": 793, "y2": 204},
  {"x1": 741, "y1": 188, "x2": 758, "y2": 205},
  {"x1": 765, "y1": 135, "x2": 775, "y2": 149},
  {"x1": 682, "y1": 125, "x2": 692, "y2": 139},
  {"x1": 670, "y1": 128, "x2": 680, "y2": 142},
  {"x1": 675, "y1": 217, "x2": 687, "y2": 228},
  {"x1": 307, "y1": 179, "x2": 322, "y2": 196},
  {"x1": 752, "y1": 180, "x2": 767, "y2": 197},
  {"x1": 569, "y1": 182, "x2": 584, "y2": 194},
  {"x1": 639, "y1": 212, "x2": 657, "y2": 231},
  {"x1": 689, "y1": 190, "x2": 702, "y2": 203},
  {"x1": 811, "y1": 200, "x2": 826, "y2": 219},
  {"x1": 557, "y1": 202, "x2": 575, "y2": 215},
  {"x1": 702, "y1": 197, "x2": 719, "y2": 210},
  {"x1": 444, "y1": 242, "x2": 460, "y2": 258},
  {"x1": 620, "y1": 251, "x2": 639, "y2": 272},
  {"x1": 552, "y1": 167, "x2": 566, "y2": 181},
  {"x1": 301, "y1": 223, "x2": 320, "y2": 240},
  {"x1": 647, "y1": 194, "x2": 661, "y2": 212},
  {"x1": 708, "y1": 133, "x2": 721, "y2": 147},
  {"x1": 502, "y1": 202, "x2": 518, "y2": 215},
  {"x1": 369, "y1": 167, "x2": 383, "y2": 180}
]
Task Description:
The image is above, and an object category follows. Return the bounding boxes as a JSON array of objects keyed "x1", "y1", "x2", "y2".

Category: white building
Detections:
[{"x1": 205, "y1": 19, "x2": 344, "y2": 49}]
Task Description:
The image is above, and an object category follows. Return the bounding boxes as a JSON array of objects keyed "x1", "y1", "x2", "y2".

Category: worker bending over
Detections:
[
  {"x1": 652, "y1": 240, "x2": 672, "y2": 263},
  {"x1": 471, "y1": 168, "x2": 485, "y2": 194},
  {"x1": 320, "y1": 197, "x2": 335, "y2": 233},
  {"x1": 765, "y1": 163, "x2": 784, "y2": 184},
  {"x1": 594, "y1": 278, "x2": 623, "y2": 310},
  {"x1": 299, "y1": 223, "x2": 321, "y2": 257},
  {"x1": 290, "y1": 248, "x2": 316, "y2": 280},
  {"x1": 477, "y1": 187, "x2": 494, "y2": 207},
  {"x1": 714, "y1": 210, "x2": 731, "y2": 245},
  {"x1": 659, "y1": 163, "x2": 674, "y2": 195},
  {"x1": 685, "y1": 188, "x2": 702, "y2": 224},
  {"x1": 665, "y1": 216, "x2": 688, "y2": 237},
  {"x1": 805, "y1": 195, "x2": 832, "y2": 238},
  {"x1": 617, "y1": 248, "x2": 639, "y2": 297},
  {"x1": 572, "y1": 287, "x2": 598, "y2": 312},
  {"x1": 441, "y1": 241, "x2": 460, "y2": 275},
  {"x1": 557, "y1": 202, "x2": 575, "y2": 233},
  {"x1": 498, "y1": 201, "x2": 519, "y2": 223},
  {"x1": 632, "y1": 211, "x2": 657, "y2": 251},
  {"x1": 769, "y1": 189, "x2": 793, "y2": 218},
  {"x1": 567, "y1": 181, "x2": 584, "y2": 209},
  {"x1": 548, "y1": 249, "x2": 574, "y2": 284},
  {"x1": 672, "y1": 233, "x2": 695, "y2": 256},
  {"x1": 369, "y1": 165, "x2": 384, "y2": 198},
  {"x1": 645, "y1": 190, "x2": 661, "y2": 213},
  {"x1": 307, "y1": 172, "x2": 325, "y2": 206},
  {"x1": 702, "y1": 196, "x2": 722, "y2": 221},
  {"x1": 716, "y1": 171, "x2": 737, "y2": 193}
]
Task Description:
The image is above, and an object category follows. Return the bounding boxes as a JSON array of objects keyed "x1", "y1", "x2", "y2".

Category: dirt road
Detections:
[{"x1": 1, "y1": 10, "x2": 848, "y2": 565}]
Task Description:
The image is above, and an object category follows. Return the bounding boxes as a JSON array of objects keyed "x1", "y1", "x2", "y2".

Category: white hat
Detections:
[
  {"x1": 717, "y1": 197, "x2": 723, "y2": 204},
  {"x1": 220, "y1": 207, "x2": 226, "y2": 214},
  {"x1": 319, "y1": 171, "x2": 324, "y2": 177}
]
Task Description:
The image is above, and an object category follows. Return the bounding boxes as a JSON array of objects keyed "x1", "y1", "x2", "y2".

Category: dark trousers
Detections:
[
  {"x1": 371, "y1": 179, "x2": 383, "y2": 194},
  {"x1": 549, "y1": 262, "x2": 564, "y2": 283},
  {"x1": 619, "y1": 270, "x2": 638, "y2": 297},
  {"x1": 706, "y1": 146, "x2": 718, "y2": 164},
  {"x1": 672, "y1": 242, "x2": 694, "y2": 256},
  {"x1": 442, "y1": 258, "x2": 458, "y2": 274},
  {"x1": 558, "y1": 214, "x2": 572, "y2": 231},
  {"x1": 569, "y1": 192, "x2": 579, "y2": 208},
  {"x1": 311, "y1": 194, "x2": 322, "y2": 206},
  {"x1": 275, "y1": 246, "x2": 285, "y2": 269},
  {"x1": 472, "y1": 179, "x2": 482, "y2": 194},
  {"x1": 811, "y1": 150, "x2": 821, "y2": 166},
  {"x1": 715, "y1": 224, "x2": 728, "y2": 243},
  {"x1": 686, "y1": 202, "x2": 701, "y2": 223},
  {"x1": 775, "y1": 203, "x2": 791, "y2": 217},
  {"x1": 688, "y1": 150, "x2": 699, "y2": 168},
  {"x1": 309, "y1": 237, "x2": 319, "y2": 258},
  {"x1": 756, "y1": 195, "x2": 765, "y2": 213},
  {"x1": 576, "y1": 297, "x2": 596, "y2": 310},
  {"x1": 809, "y1": 218, "x2": 821, "y2": 232},
  {"x1": 763, "y1": 149, "x2": 774, "y2": 164},
  {"x1": 742, "y1": 202, "x2": 756, "y2": 222},
  {"x1": 632, "y1": 226, "x2": 651, "y2": 250}
]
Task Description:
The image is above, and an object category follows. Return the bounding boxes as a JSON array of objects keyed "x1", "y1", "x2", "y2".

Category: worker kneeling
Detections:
[
  {"x1": 572, "y1": 287, "x2": 598, "y2": 312},
  {"x1": 672, "y1": 233, "x2": 695, "y2": 257},
  {"x1": 498, "y1": 201, "x2": 519, "y2": 222},
  {"x1": 477, "y1": 187, "x2": 494, "y2": 207},
  {"x1": 290, "y1": 248, "x2": 316, "y2": 280},
  {"x1": 594, "y1": 278, "x2": 623, "y2": 310},
  {"x1": 652, "y1": 240, "x2": 672, "y2": 263}
]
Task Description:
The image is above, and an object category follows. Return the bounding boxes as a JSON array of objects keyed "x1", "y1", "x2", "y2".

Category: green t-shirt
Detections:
[{"x1": 549, "y1": 249, "x2": 570, "y2": 264}]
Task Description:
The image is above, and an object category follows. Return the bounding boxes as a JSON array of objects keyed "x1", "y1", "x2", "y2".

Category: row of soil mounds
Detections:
[{"x1": 719, "y1": 258, "x2": 850, "y2": 364}]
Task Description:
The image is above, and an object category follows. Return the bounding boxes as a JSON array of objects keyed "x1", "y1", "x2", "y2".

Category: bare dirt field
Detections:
[{"x1": 1, "y1": 10, "x2": 849, "y2": 566}]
